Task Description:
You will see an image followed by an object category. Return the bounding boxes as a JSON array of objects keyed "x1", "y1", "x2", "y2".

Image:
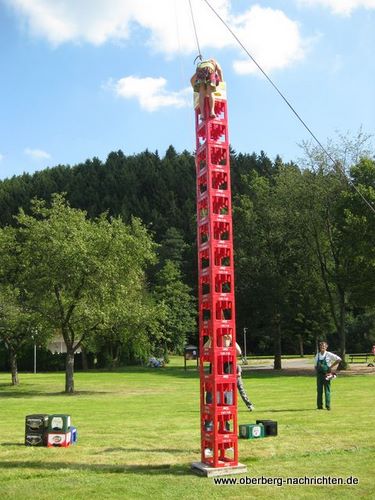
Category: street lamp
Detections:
[
  {"x1": 31, "y1": 330, "x2": 38, "y2": 374},
  {"x1": 243, "y1": 327, "x2": 248, "y2": 364},
  {"x1": 34, "y1": 341, "x2": 37, "y2": 374}
]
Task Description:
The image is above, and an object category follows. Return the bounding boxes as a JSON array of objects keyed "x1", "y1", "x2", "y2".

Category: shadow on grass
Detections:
[
  {"x1": 265, "y1": 408, "x2": 317, "y2": 413},
  {"x1": 0, "y1": 460, "x2": 193, "y2": 476},
  {"x1": 0, "y1": 390, "x2": 110, "y2": 398},
  {"x1": 115, "y1": 366, "x2": 315, "y2": 380},
  {"x1": 0, "y1": 444, "x2": 197, "y2": 455},
  {"x1": 99, "y1": 447, "x2": 196, "y2": 454},
  {"x1": 0, "y1": 368, "x2": 316, "y2": 387},
  {"x1": 1, "y1": 443, "x2": 25, "y2": 447}
]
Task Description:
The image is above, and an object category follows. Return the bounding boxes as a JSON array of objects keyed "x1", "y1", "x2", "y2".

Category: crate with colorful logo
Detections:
[
  {"x1": 239, "y1": 423, "x2": 265, "y2": 439},
  {"x1": 25, "y1": 413, "x2": 77, "y2": 447}
]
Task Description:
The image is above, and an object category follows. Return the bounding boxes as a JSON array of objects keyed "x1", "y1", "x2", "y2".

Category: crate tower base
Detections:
[{"x1": 191, "y1": 461, "x2": 247, "y2": 477}]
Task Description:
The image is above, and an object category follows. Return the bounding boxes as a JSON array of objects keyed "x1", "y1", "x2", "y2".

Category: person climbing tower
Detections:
[{"x1": 191, "y1": 58, "x2": 223, "y2": 119}]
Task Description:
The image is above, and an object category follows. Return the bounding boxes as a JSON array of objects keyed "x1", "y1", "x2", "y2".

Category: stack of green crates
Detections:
[
  {"x1": 239, "y1": 423, "x2": 265, "y2": 439},
  {"x1": 49, "y1": 414, "x2": 71, "y2": 432},
  {"x1": 47, "y1": 414, "x2": 72, "y2": 447}
]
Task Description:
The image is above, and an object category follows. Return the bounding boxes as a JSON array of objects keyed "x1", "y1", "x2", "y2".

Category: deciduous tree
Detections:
[{"x1": 1, "y1": 195, "x2": 157, "y2": 392}]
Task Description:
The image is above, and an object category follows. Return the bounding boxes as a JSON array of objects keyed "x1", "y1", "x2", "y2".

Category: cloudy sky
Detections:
[{"x1": 0, "y1": 0, "x2": 374, "y2": 179}]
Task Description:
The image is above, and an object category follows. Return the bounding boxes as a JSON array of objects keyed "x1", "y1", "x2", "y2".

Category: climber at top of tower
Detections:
[{"x1": 191, "y1": 58, "x2": 223, "y2": 120}]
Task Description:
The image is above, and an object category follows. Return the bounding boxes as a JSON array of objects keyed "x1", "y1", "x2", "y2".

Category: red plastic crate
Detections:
[{"x1": 195, "y1": 94, "x2": 238, "y2": 468}]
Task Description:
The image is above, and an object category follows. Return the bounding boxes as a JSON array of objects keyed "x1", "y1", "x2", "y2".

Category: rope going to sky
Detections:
[
  {"x1": 188, "y1": 0, "x2": 203, "y2": 63},
  {"x1": 174, "y1": 0, "x2": 187, "y2": 87},
  {"x1": 198, "y1": 0, "x2": 375, "y2": 215}
]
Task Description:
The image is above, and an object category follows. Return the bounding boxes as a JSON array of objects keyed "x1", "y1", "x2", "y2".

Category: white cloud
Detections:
[
  {"x1": 24, "y1": 148, "x2": 51, "y2": 160},
  {"x1": 107, "y1": 76, "x2": 191, "y2": 112},
  {"x1": 5, "y1": 0, "x2": 309, "y2": 74},
  {"x1": 0, "y1": 153, "x2": 4, "y2": 161},
  {"x1": 2, "y1": 0, "x2": 233, "y2": 50},
  {"x1": 232, "y1": 6, "x2": 306, "y2": 75},
  {"x1": 4, "y1": 0, "x2": 134, "y2": 46},
  {"x1": 297, "y1": 0, "x2": 375, "y2": 16},
  {"x1": 331, "y1": 54, "x2": 344, "y2": 74}
]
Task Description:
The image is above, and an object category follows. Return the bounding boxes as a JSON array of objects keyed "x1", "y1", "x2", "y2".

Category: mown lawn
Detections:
[{"x1": 0, "y1": 360, "x2": 374, "y2": 499}]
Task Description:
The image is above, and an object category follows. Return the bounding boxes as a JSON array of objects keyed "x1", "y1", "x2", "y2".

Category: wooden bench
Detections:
[{"x1": 348, "y1": 353, "x2": 375, "y2": 366}]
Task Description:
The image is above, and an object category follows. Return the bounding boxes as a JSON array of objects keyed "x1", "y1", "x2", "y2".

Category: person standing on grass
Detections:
[
  {"x1": 314, "y1": 341, "x2": 341, "y2": 411},
  {"x1": 204, "y1": 334, "x2": 254, "y2": 412},
  {"x1": 204, "y1": 334, "x2": 254, "y2": 439},
  {"x1": 222, "y1": 334, "x2": 255, "y2": 411}
]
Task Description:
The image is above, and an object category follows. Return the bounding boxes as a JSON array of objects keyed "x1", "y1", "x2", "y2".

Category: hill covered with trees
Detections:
[{"x1": 0, "y1": 139, "x2": 374, "y2": 385}]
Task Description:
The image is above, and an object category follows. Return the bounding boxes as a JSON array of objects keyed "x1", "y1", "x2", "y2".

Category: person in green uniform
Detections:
[{"x1": 314, "y1": 341, "x2": 341, "y2": 410}]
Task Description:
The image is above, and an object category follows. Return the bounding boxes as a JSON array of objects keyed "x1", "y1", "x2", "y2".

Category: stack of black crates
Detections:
[
  {"x1": 238, "y1": 419, "x2": 278, "y2": 440},
  {"x1": 25, "y1": 414, "x2": 49, "y2": 446}
]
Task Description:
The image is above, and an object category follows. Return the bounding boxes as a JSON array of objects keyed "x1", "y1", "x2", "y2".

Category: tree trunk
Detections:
[
  {"x1": 273, "y1": 316, "x2": 282, "y2": 370},
  {"x1": 297, "y1": 334, "x2": 304, "y2": 357},
  {"x1": 111, "y1": 344, "x2": 121, "y2": 368},
  {"x1": 9, "y1": 347, "x2": 19, "y2": 385},
  {"x1": 65, "y1": 350, "x2": 75, "y2": 393},
  {"x1": 338, "y1": 289, "x2": 347, "y2": 369},
  {"x1": 81, "y1": 347, "x2": 88, "y2": 371}
]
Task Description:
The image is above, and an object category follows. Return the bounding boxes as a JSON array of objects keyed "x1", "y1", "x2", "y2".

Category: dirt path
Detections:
[{"x1": 241, "y1": 357, "x2": 375, "y2": 376}]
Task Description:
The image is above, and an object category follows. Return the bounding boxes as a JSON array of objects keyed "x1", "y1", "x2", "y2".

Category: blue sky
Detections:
[{"x1": 0, "y1": 0, "x2": 374, "y2": 179}]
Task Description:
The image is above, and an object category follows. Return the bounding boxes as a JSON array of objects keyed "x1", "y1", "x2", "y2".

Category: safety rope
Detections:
[
  {"x1": 174, "y1": 0, "x2": 187, "y2": 86},
  {"x1": 201, "y1": 0, "x2": 375, "y2": 215},
  {"x1": 188, "y1": 0, "x2": 203, "y2": 64}
]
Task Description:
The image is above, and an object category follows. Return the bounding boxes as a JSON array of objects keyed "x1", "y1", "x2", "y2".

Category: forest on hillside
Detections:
[{"x1": 0, "y1": 135, "x2": 374, "y2": 378}]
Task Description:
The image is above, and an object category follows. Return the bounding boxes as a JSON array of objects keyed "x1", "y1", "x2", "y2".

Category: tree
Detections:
[
  {"x1": 272, "y1": 165, "x2": 334, "y2": 355},
  {"x1": 0, "y1": 285, "x2": 36, "y2": 385},
  {"x1": 88, "y1": 290, "x2": 166, "y2": 368},
  {"x1": 297, "y1": 133, "x2": 375, "y2": 365},
  {"x1": 157, "y1": 227, "x2": 189, "y2": 270},
  {"x1": 1, "y1": 195, "x2": 157, "y2": 392},
  {"x1": 153, "y1": 260, "x2": 196, "y2": 355},
  {"x1": 234, "y1": 160, "x2": 334, "y2": 366},
  {"x1": 234, "y1": 170, "x2": 291, "y2": 369},
  {"x1": 339, "y1": 158, "x2": 375, "y2": 308}
]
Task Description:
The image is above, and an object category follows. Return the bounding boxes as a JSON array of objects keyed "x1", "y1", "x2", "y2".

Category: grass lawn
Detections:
[{"x1": 0, "y1": 359, "x2": 374, "y2": 499}]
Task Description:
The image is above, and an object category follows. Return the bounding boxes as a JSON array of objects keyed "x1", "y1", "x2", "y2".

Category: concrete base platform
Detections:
[{"x1": 191, "y1": 461, "x2": 247, "y2": 477}]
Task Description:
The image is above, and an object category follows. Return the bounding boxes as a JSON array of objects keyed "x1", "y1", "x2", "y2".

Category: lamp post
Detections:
[
  {"x1": 243, "y1": 327, "x2": 248, "y2": 364},
  {"x1": 32, "y1": 330, "x2": 38, "y2": 374},
  {"x1": 34, "y1": 341, "x2": 37, "y2": 374}
]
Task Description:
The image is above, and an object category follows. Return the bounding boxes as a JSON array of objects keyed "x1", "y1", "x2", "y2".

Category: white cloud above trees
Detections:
[
  {"x1": 24, "y1": 148, "x2": 51, "y2": 160},
  {"x1": 297, "y1": 0, "x2": 375, "y2": 16},
  {"x1": 106, "y1": 76, "x2": 191, "y2": 111},
  {"x1": 4, "y1": 0, "x2": 308, "y2": 74}
]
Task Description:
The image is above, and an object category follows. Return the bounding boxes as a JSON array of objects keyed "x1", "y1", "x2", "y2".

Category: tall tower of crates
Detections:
[{"x1": 194, "y1": 83, "x2": 238, "y2": 468}]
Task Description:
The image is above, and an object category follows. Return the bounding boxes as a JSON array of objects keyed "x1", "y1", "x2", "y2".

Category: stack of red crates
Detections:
[{"x1": 195, "y1": 89, "x2": 238, "y2": 468}]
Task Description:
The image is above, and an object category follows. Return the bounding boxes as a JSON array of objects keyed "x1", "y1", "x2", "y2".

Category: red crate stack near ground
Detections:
[{"x1": 195, "y1": 86, "x2": 238, "y2": 468}]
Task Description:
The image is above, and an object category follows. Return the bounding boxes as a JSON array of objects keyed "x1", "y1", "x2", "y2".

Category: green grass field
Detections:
[{"x1": 0, "y1": 360, "x2": 374, "y2": 499}]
